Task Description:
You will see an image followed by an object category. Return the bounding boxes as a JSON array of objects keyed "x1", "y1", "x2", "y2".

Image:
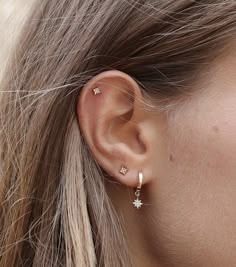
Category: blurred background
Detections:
[{"x1": 0, "y1": 0, "x2": 34, "y2": 79}]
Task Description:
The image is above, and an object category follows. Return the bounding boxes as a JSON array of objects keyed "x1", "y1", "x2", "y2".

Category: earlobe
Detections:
[{"x1": 77, "y1": 70, "x2": 156, "y2": 189}]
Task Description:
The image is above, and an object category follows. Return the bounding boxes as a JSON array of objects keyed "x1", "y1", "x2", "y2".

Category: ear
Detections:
[{"x1": 76, "y1": 70, "x2": 160, "y2": 188}]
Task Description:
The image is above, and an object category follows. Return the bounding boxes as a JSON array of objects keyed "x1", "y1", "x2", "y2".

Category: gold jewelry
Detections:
[
  {"x1": 92, "y1": 87, "x2": 101, "y2": 95},
  {"x1": 133, "y1": 171, "x2": 143, "y2": 209},
  {"x1": 119, "y1": 166, "x2": 128, "y2": 175}
]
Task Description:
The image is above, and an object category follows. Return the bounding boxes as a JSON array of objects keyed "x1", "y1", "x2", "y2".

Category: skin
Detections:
[{"x1": 77, "y1": 48, "x2": 236, "y2": 267}]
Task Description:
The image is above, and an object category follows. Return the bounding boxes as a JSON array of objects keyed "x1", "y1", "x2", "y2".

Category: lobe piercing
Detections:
[
  {"x1": 133, "y1": 171, "x2": 144, "y2": 209},
  {"x1": 119, "y1": 166, "x2": 128, "y2": 175}
]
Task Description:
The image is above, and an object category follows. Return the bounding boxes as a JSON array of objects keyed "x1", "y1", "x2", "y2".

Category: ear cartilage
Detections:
[
  {"x1": 92, "y1": 87, "x2": 101, "y2": 95},
  {"x1": 119, "y1": 166, "x2": 128, "y2": 175}
]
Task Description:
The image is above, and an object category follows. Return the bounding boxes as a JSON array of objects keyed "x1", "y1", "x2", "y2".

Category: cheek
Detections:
[
  {"x1": 151, "y1": 95, "x2": 236, "y2": 266},
  {"x1": 171, "y1": 95, "x2": 236, "y2": 191}
]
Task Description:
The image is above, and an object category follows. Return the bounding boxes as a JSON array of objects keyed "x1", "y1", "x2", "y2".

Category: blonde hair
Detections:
[{"x1": 0, "y1": 1, "x2": 236, "y2": 266}]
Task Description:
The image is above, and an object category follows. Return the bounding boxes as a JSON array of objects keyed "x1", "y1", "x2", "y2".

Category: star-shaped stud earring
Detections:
[
  {"x1": 119, "y1": 166, "x2": 128, "y2": 175},
  {"x1": 92, "y1": 87, "x2": 101, "y2": 95}
]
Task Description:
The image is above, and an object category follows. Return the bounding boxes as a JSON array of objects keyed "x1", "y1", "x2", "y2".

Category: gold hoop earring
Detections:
[{"x1": 133, "y1": 171, "x2": 143, "y2": 209}]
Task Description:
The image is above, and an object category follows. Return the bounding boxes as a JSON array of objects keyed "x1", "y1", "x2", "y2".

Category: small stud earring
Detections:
[
  {"x1": 92, "y1": 87, "x2": 101, "y2": 95},
  {"x1": 133, "y1": 171, "x2": 143, "y2": 209},
  {"x1": 119, "y1": 166, "x2": 128, "y2": 175}
]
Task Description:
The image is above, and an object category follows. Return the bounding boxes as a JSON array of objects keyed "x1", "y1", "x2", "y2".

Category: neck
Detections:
[{"x1": 105, "y1": 179, "x2": 162, "y2": 267}]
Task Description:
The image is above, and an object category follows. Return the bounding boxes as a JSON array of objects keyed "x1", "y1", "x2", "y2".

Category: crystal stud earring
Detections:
[
  {"x1": 119, "y1": 166, "x2": 128, "y2": 175},
  {"x1": 92, "y1": 87, "x2": 101, "y2": 95}
]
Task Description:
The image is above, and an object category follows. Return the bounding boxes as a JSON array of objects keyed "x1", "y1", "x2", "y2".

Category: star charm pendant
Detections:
[{"x1": 133, "y1": 198, "x2": 143, "y2": 209}]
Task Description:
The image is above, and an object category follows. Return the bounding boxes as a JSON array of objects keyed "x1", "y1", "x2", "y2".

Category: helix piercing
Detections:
[{"x1": 92, "y1": 87, "x2": 101, "y2": 95}]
